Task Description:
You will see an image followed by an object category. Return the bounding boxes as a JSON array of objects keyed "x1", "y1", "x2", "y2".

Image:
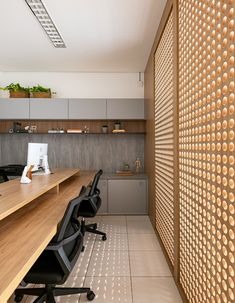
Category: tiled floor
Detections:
[{"x1": 8, "y1": 216, "x2": 182, "y2": 303}]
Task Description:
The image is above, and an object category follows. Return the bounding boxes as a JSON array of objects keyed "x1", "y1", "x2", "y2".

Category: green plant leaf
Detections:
[{"x1": 30, "y1": 84, "x2": 51, "y2": 93}]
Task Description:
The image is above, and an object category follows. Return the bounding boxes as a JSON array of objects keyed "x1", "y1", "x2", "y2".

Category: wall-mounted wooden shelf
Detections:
[
  {"x1": 0, "y1": 132, "x2": 146, "y2": 135},
  {"x1": 0, "y1": 120, "x2": 146, "y2": 135}
]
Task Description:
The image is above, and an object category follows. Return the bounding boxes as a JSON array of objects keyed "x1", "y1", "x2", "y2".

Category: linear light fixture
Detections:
[{"x1": 25, "y1": 0, "x2": 66, "y2": 48}]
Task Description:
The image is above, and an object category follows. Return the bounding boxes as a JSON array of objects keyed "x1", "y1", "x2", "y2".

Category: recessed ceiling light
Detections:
[{"x1": 25, "y1": 0, "x2": 66, "y2": 48}]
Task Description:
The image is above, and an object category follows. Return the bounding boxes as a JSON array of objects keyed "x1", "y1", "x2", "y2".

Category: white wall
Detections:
[{"x1": 0, "y1": 72, "x2": 144, "y2": 98}]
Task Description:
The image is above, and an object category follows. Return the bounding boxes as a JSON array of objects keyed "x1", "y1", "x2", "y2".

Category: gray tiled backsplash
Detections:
[{"x1": 0, "y1": 134, "x2": 144, "y2": 172}]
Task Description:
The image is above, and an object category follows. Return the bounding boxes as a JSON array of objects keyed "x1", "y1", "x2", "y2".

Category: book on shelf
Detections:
[
  {"x1": 112, "y1": 129, "x2": 126, "y2": 133},
  {"x1": 67, "y1": 129, "x2": 83, "y2": 133}
]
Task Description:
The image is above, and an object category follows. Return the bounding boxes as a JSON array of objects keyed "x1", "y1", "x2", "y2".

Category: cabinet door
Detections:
[
  {"x1": 0, "y1": 99, "x2": 29, "y2": 119},
  {"x1": 69, "y1": 99, "x2": 106, "y2": 119},
  {"x1": 107, "y1": 99, "x2": 145, "y2": 119},
  {"x1": 98, "y1": 179, "x2": 108, "y2": 214},
  {"x1": 108, "y1": 179, "x2": 147, "y2": 214},
  {"x1": 30, "y1": 99, "x2": 68, "y2": 119}
]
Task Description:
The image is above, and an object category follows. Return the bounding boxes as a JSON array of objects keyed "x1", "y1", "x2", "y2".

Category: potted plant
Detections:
[
  {"x1": 0, "y1": 83, "x2": 30, "y2": 98},
  {"x1": 101, "y1": 125, "x2": 108, "y2": 133},
  {"x1": 114, "y1": 121, "x2": 121, "y2": 130},
  {"x1": 30, "y1": 85, "x2": 51, "y2": 98}
]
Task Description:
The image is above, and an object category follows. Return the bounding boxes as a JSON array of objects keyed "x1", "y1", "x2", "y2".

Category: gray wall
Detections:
[{"x1": 0, "y1": 134, "x2": 144, "y2": 172}]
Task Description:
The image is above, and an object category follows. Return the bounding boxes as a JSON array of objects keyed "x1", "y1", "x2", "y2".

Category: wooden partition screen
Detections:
[
  {"x1": 178, "y1": 0, "x2": 235, "y2": 302},
  {"x1": 151, "y1": 0, "x2": 235, "y2": 302},
  {"x1": 154, "y1": 11, "x2": 175, "y2": 266}
]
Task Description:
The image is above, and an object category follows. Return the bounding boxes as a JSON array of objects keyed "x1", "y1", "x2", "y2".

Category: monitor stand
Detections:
[
  {"x1": 33, "y1": 169, "x2": 46, "y2": 175},
  {"x1": 33, "y1": 168, "x2": 51, "y2": 175}
]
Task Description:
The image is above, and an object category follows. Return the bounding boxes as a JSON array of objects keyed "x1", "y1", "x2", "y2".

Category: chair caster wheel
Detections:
[
  {"x1": 81, "y1": 245, "x2": 85, "y2": 252},
  {"x1": 87, "y1": 290, "x2": 95, "y2": 301},
  {"x1": 93, "y1": 223, "x2": 97, "y2": 230},
  {"x1": 102, "y1": 235, "x2": 107, "y2": 241},
  {"x1": 15, "y1": 294, "x2": 23, "y2": 302}
]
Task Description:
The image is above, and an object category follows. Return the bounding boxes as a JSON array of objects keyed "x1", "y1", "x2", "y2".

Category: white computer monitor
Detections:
[{"x1": 27, "y1": 143, "x2": 48, "y2": 172}]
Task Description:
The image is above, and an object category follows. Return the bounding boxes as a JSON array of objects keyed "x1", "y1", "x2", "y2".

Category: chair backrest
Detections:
[
  {"x1": 76, "y1": 170, "x2": 103, "y2": 218},
  {"x1": 0, "y1": 169, "x2": 9, "y2": 183},
  {"x1": 88, "y1": 169, "x2": 103, "y2": 196},
  {"x1": 52, "y1": 186, "x2": 87, "y2": 274}
]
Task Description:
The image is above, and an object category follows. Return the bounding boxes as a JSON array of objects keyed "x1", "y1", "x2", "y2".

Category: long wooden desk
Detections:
[
  {"x1": 0, "y1": 168, "x2": 80, "y2": 221},
  {"x1": 0, "y1": 170, "x2": 95, "y2": 303}
]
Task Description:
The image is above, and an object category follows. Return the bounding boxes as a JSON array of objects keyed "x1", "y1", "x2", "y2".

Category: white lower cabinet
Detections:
[{"x1": 98, "y1": 178, "x2": 147, "y2": 214}]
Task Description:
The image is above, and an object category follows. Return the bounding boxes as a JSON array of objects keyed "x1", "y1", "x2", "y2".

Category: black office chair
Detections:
[
  {"x1": 14, "y1": 187, "x2": 95, "y2": 303},
  {"x1": 0, "y1": 169, "x2": 9, "y2": 183},
  {"x1": 78, "y1": 169, "x2": 107, "y2": 242}
]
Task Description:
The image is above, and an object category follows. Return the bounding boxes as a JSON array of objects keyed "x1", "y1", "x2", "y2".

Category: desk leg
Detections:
[{"x1": 48, "y1": 184, "x2": 60, "y2": 194}]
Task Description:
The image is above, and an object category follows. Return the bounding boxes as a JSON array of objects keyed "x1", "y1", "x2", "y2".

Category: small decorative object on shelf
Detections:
[
  {"x1": 102, "y1": 125, "x2": 108, "y2": 133},
  {"x1": 123, "y1": 163, "x2": 130, "y2": 171},
  {"x1": 134, "y1": 157, "x2": 141, "y2": 174},
  {"x1": 114, "y1": 121, "x2": 121, "y2": 130},
  {"x1": 0, "y1": 83, "x2": 30, "y2": 98},
  {"x1": 113, "y1": 121, "x2": 126, "y2": 133},
  {"x1": 30, "y1": 85, "x2": 51, "y2": 98},
  {"x1": 48, "y1": 128, "x2": 65, "y2": 133},
  {"x1": 112, "y1": 129, "x2": 126, "y2": 133},
  {"x1": 67, "y1": 129, "x2": 83, "y2": 133},
  {"x1": 84, "y1": 125, "x2": 90, "y2": 133},
  {"x1": 116, "y1": 163, "x2": 134, "y2": 176}
]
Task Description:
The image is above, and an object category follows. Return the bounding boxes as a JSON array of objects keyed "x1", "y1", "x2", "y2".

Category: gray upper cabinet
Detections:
[
  {"x1": 30, "y1": 99, "x2": 68, "y2": 119},
  {"x1": 107, "y1": 99, "x2": 145, "y2": 119},
  {"x1": 69, "y1": 99, "x2": 106, "y2": 119},
  {"x1": 0, "y1": 99, "x2": 30, "y2": 119}
]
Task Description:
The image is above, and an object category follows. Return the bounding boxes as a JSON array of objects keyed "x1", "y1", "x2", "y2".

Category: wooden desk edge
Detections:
[{"x1": 0, "y1": 169, "x2": 79, "y2": 221}]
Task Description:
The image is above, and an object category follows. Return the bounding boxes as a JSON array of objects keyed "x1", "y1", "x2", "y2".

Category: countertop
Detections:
[{"x1": 101, "y1": 173, "x2": 148, "y2": 180}]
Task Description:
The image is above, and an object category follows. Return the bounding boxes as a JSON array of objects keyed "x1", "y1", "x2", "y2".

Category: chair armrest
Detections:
[
  {"x1": 79, "y1": 195, "x2": 98, "y2": 214},
  {"x1": 45, "y1": 229, "x2": 81, "y2": 251}
]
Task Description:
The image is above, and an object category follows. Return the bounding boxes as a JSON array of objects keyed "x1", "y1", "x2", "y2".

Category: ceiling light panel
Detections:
[{"x1": 25, "y1": 0, "x2": 66, "y2": 48}]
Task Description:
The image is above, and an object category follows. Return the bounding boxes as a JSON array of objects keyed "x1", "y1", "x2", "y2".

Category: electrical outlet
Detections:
[{"x1": 137, "y1": 80, "x2": 144, "y2": 87}]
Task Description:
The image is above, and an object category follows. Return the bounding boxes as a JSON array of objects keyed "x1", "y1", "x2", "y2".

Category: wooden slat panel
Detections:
[
  {"x1": 178, "y1": 0, "x2": 235, "y2": 302},
  {"x1": 154, "y1": 11, "x2": 174, "y2": 266}
]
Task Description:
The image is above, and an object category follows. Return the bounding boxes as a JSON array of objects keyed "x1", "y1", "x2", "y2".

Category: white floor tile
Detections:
[
  {"x1": 83, "y1": 232, "x2": 97, "y2": 251},
  {"x1": 93, "y1": 233, "x2": 128, "y2": 251},
  {"x1": 132, "y1": 277, "x2": 183, "y2": 303},
  {"x1": 70, "y1": 249, "x2": 93, "y2": 277},
  {"x1": 126, "y1": 215, "x2": 149, "y2": 222},
  {"x1": 63, "y1": 275, "x2": 86, "y2": 287},
  {"x1": 101, "y1": 215, "x2": 126, "y2": 222},
  {"x1": 128, "y1": 233, "x2": 161, "y2": 251},
  {"x1": 130, "y1": 251, "x2": 172, "y2": 277},
  {"x1": 99, "y1": 221, "x2": 127, "y2": 234},
  {"x1": 127, "y1": 220, "x2": 154, "y2": 234},
  {"x1": 80, "y1": 277, "x2": 132, "y2": 303},
  {"x1": 87, "y1": 250, "x2": 130, "y2": 277}
]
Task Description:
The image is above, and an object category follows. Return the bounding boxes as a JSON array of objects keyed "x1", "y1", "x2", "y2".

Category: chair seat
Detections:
[
  {"x1": 78, "y1": 197, "x2": 101, "y2": 218},
  {"x1": 24, "y1": 251, "x2": 64, "y2": 284}
]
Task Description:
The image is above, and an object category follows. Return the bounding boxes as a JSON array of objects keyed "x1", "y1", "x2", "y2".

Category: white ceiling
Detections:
[{"x1": 0, "y1": 0, "x2": 166, "y2": 72}]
